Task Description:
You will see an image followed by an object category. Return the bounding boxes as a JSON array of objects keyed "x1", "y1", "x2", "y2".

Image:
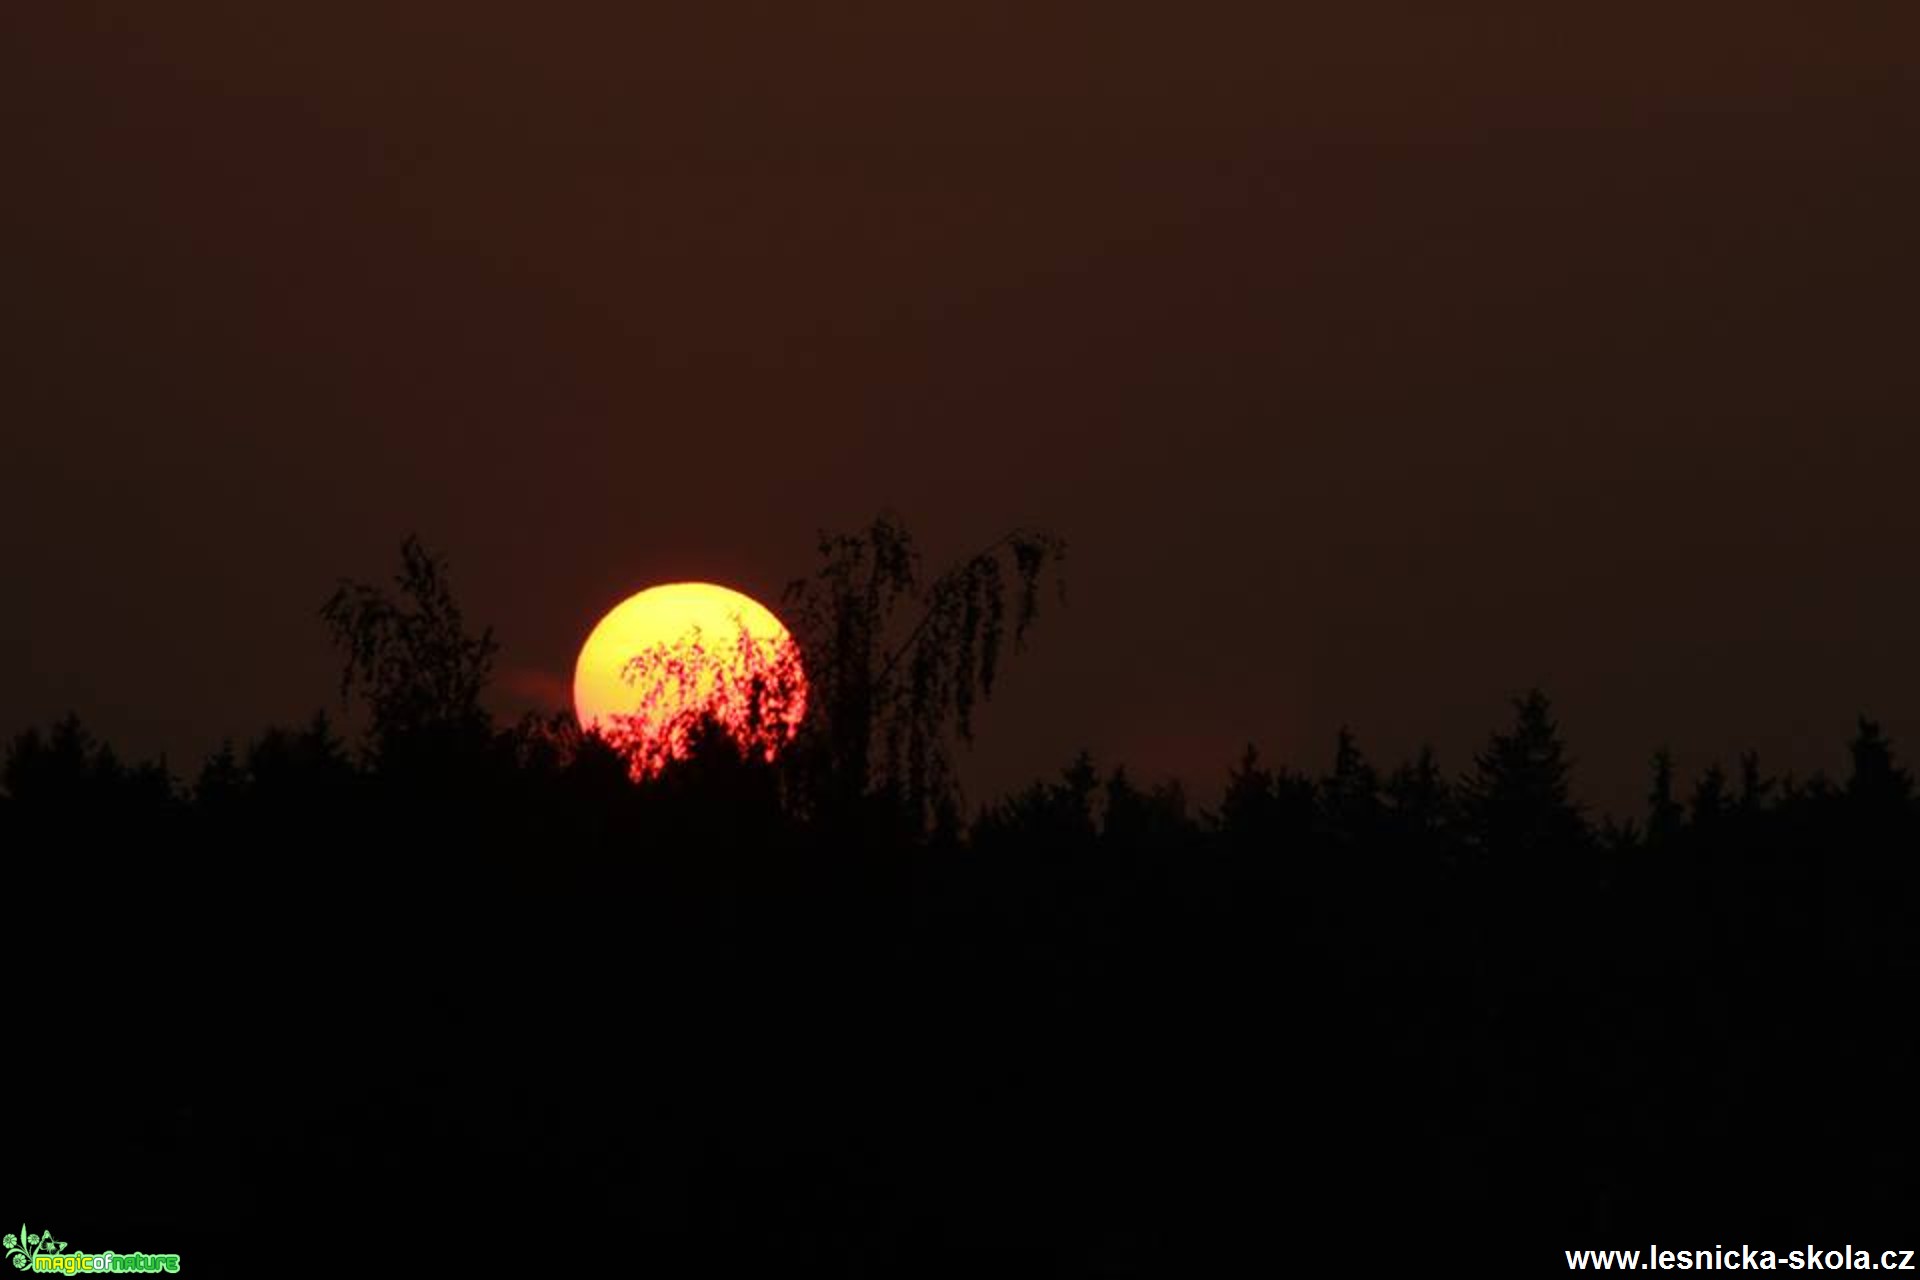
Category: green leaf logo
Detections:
[{"x1": 5, "y1": 1225, "x2": 70, "y2": 1271}]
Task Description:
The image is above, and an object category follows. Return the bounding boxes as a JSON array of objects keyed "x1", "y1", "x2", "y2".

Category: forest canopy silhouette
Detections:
[{"x1": 7, "y1": 521, "x2": 1919, "y2": 1270}]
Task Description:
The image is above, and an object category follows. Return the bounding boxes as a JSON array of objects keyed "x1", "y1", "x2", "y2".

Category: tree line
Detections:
[{"x1": 6, "y1": 524, "x2": 1917, "y2": 1269}]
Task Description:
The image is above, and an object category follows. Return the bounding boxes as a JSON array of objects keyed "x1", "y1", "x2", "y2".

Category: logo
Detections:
[{"x1": 4, "y1": 1227, "x2": 179, "y2": 1275}]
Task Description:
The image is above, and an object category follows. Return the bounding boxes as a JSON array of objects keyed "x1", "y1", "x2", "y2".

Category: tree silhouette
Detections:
[
  {"x1": 1646, "y1": 748, "x2": 1684, "y2": 845},
  {"x1": 1736, "y1": 750, "x2": 1774, "y2": 817},
  {"x1": 10, "y1": 612, "x2": 1920, "y2": 1266},
  {"x1": 244, "y1": 713, "x2": 356, "y2": 804},
  {"x1": 1384, "y1": 745, "x2": 1451, "y2": 849},
  {"x1": 601, "y1": 618, "x2": 807, "y2": 780},
  {"x1": 781, "y1": 513, "x2": 1065, "y2": 832},
  {"x1": 1216, "y1": 743, "x2": 1316, "y2": 853},
  {"x1": 1102, "y1": 766, "x2": 1192, "y2": 852},
  {"x1": 1320, "y1": 726, "x2": 1384, "y2": 848},
  {"x1": 319, "y1": 536, "x2": 498, "y2": 764},
  {"x1": 1219, "y1": 744, "x2": 1278, "y2": 845},
  {"x1": 5, "y1": 714, "x2": 113, "y2": 806},
  {"x1": 972, "y1": 749, "x2": 1100, "y2": 853},
  {"x1": 1458, "y1": 689, "x2": 1585, "y2": 858},
  {"x1": 3, "y1": 713, "x2": 172, "y2": 813},
  {"x1": 1846, "y1": 716, "x2": 1914, "y2": 810},
  {"x1": 1689, "y1": 761, "x2": 1730, "y2": 830}
]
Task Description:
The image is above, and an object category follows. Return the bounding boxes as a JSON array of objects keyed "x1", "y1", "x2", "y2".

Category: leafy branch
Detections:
[
  {"x1": 319, "y1": 535, "x2": 499, "y2": 757},
  {"x1": 601, "y1": 618, "x2": 807, "y2": 779},
  {"x1": 782, "y1": 513, "x2": 1066, "y2": 830}
]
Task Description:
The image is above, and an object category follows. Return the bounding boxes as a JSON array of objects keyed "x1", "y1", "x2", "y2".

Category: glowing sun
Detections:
[{"x1": 573, "y1": 582, "x2": 808, "y2": 777}]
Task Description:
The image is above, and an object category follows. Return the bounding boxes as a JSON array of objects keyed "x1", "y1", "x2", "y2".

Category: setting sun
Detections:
[{"x1": 572, "y1": 582, "x2": 807, "y2": 777}]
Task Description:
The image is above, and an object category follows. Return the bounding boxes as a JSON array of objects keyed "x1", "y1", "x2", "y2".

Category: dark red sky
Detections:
[{"x1": 5, "y1": 4, "x2": 1917, "y2": 816}]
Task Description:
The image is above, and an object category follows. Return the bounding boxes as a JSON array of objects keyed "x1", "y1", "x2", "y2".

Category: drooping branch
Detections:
[
  {"x1": 319, "y1": 536, "x2": 498, "y2": 756},
  {"x1": 601, "y1": 619, "x2": 807, "y2": 779},
  {"x1": 781, "y1": 513, "x2": 1066, "y2": 830}
]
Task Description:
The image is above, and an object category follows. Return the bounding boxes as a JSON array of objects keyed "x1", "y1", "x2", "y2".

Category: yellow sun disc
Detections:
[{"x1": 572, "y1": 582, "x2": 807, "y2": 777}]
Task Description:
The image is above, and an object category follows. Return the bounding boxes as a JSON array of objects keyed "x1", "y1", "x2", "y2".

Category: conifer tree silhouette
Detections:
[
  {"x1": 1846, "y1": 716, "x2": 1913, "y2": 810},
  {"x1": 3, "y1": 713, "x2": 171, "y2": 811},
  {"x1": 1320, "y1": 727, "x2": 1383, "y2": 847},
  {"x1": 1736, "y1": 750, "x2": 1774, "y2": 817},
  {"x1": 1384, "y1": 745, "x2": 1451, "y2": 848},
  {"x1": 1690, "y1": 762, "x2": 1730, "y2": 830},
  {"x1": 1102, "y1": 766, "x2": 1191, "y2": 851},
  {"x1": 1646, "y1": 748, "x2": 1684, "y2": 845},
  {"x1": 972, "y1": 750, "x2": 1100, "y2": 852},
  {"x1": 1219, "y1": 744, "x2": 1279, "y2": 847},
  {"x1": 1458, "y1": 689, "x2": 1585, "y2": 858}
]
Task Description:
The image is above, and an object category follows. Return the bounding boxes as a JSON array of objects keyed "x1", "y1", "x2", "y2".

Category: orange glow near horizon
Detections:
[{"x1": 573, "y1": 582, "x2": 808, "y2": 778}]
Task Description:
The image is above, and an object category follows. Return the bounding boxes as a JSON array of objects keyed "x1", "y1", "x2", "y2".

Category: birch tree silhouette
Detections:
[
  {"x1": 781, "y1": 513, "x2": 1065, "y2": 831},
  {"x1": 319, "y1": 535, "x2": 498, "y2": 762}
]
